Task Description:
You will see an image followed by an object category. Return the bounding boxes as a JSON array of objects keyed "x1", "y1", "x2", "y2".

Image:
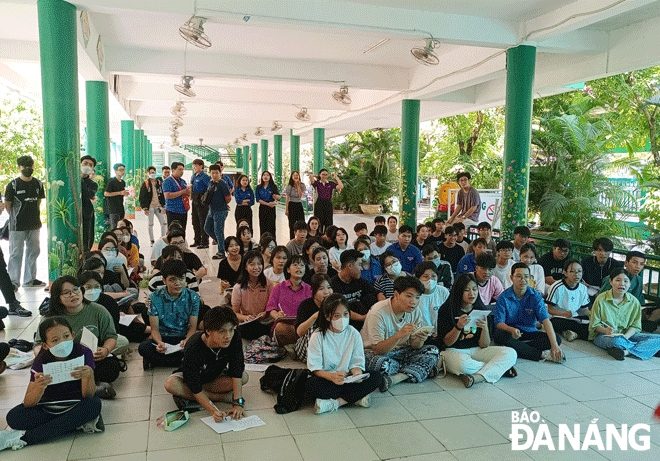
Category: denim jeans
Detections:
[
  {"x1": 593, "y1": 332, "x2": 660, "y2": 361},
  {"x1": 204, "y1": 209, "x2": 228, "y2": 254}
]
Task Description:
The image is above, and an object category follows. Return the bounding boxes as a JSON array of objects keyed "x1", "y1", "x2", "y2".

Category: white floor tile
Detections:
[
  {"x1": 583, "y1": 397, "x2": 660, "y2": 427},
  {"x1": 591, "y1": 373, "x2": 660, "y2": 397},
  {"x1": 68, "y1": 421, "x2": 149, "y2": 460},
  {"x1": 446, "y1": 385, "x2": 523, "y2": 413},
  {"x1": 359, "y1": 421, "x2": 445, "y2": 459},
  {"x1": 545, "y1": 377, "x2": 624, "y2": 402},
  {"x1": 343, "y1": 395, "x2": 415, "y2": 428},
  {"x1": 393, "y1": 391, "x2": 472, "y2": 420},
  {"x1": 146, "y1": 444, "x2": 223, "y2": 461},
  {"x1": 451, "y1": 443, "x2": 532, "y2": 460},
  {"x1": 220, "y1": 409, "x2": 289, "y2": 442},
  {"x1": 283, "y1": 407, "x2": 356, "y2": 435},
  {"x1": 295, "y1": 429, "x2": 378, "y2": 461},
  {"x1": 422, "y1": 414, "x2": 508, "y2": 450},
  {"x1": 222, "y1": 435, "x2": 303, "y2": 461},
  {"x1": 499, "y1": 381, "x2": 578, "y2": 408}
]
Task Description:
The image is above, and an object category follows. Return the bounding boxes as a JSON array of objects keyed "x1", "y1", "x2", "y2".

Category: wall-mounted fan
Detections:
[
  {"x1": 295, "y1": 108, "x2": 311, "y2": 121},
  {"x1": 254, "y1": 127, "x2": 265, "y2": 136},
  {"x1": 171, "y1": 117, "x2": 183, "y2": 128},
  {"x1": 271, "y1": 121, "x2": 283, "y2": 131},
  {"x1": 175, "y1": 75, "x2": 196, "y2": 97},
  {"x1": 171, "y1": 101, "x2": 187, "y2": 116},
  {"x1": 411, "y1": 38, "x2": 440, "y2": 66},
  {"x1": 240, "y1": 134, "x2": 249, "y2": 143},
  {"x1": 179, "y1": 16, "x2": 211, "y2": 49},
  {"x1": 332, "y1": 86, "x2": 351, "y2": 105}
]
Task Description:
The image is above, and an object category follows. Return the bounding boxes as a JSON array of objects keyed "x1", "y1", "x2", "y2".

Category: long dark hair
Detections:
[
  {"x1": 258, "y1": 170, "x2": 274, "y2": 188},
  {"x1": 236, "y1": 174, "x2": 252, "y2": 192},
  {"x1": 316, "y1": 293, "x2": 349, "y2": 336},
  {"x1": 288, "y1": 170, "x2": 302, "y2": 187},
  {"x1": 38, "y1": 316, "x2": 74, "y2": 355},
  {"x1": 333, "y1": 227, "x2": 348, "y2": 249},
  {"x1": 48, "y1": 275, "x2": 87, "y2": 317},
  {"x1": 439, "y1": 273, "x2": 478, "y2": 328},
  {"x1": 236, "y1": 250, "x2": 267, "y2": 289},
  {"x1": 307, "y1": 216, "x2": 320, "y2": 234}
]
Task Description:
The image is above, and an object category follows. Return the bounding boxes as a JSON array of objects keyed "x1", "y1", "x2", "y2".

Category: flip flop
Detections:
[
  {"x1": 504, "y1": 367, "x2": 517, "y2": 378},
  {"x1": 379, "y1": 374, "x2": 392, "y2": 393},
  {"x1": 460, "y1": 374, "x2": 475, "y2": 388}
]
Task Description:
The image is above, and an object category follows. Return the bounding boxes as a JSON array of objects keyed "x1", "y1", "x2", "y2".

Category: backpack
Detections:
[
  {"x1": 259, "y1": 364, "x2": 290, "y2": 394},
  {"x1": 243, "y1": 335, "x2": 286, "y2": 364},
  {"x1": 274, "y1": 368, "x2": 311, "y2": 414}
]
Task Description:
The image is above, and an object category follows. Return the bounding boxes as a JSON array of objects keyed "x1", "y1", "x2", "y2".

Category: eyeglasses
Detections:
[
  {"x1": 103, "y1": 248, "x2": 117, "y2": 252},
  {"x1": 267, "y1": 245, "x2": 276, "y2": 250},
  {"x1": 61, "y1": 287, "x2": 81, "y2": 297},
  {"x1": 512, "y1": 274, "x2": 531, "y2": 280}
]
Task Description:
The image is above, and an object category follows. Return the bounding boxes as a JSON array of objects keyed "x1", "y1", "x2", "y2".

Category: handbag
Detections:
[
  {"x1": 201, "y1": 183, "x2": 215, "y2": 207},
  {"x1": 173, "y1": 177, "x2": 190, "y2": 211}
]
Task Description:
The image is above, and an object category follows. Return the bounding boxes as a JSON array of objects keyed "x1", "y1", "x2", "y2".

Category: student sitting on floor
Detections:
[
  {"x1": 231, "y1": 250, "x2": 274, "y2": 340},
  {"x1": 148, "y1": 245, "x2": 199, "y2": 293},
  {"x1": 370, "y1": 225, "x2": 389, "y2": 257},
  {"x1": 580, "y1": 237, "x2": 622, "y2": 298},
  {"x1": 264, "y1": 246, "x2": 289, "y2": 285},
  {"x1": 413, "y1": 261, "x2": 449, "y2": 349},
  {"x1": 473, "y1": 253, "x2": 504, "y2": 305},
  {"x1": 375, "y1": 251, "x2": 408, "y2": 301},
  {"x1": 492, "y1": 240, "x2": 514, "y2": 288},
  {"x1": 139, "y1": 260, "x2": 199, "y2": 370},
  {"x1": 421, "y1": 244, "x2": 453, "y2": 289},
  {"x1": 546, "y1": 259, "x2": 590, "y2": 342},
  {"x1": 493, "y1": 263, "x2": 564, "y2": 363},
  {"x1": 302, "y1": 246, "x2": 338, "y2": 284},
  {"x1": 330, "y1": 249, "x2": 378, "y2": 331},
  {"x1": 361, "y1": 276, "x2": 440, "y2": 391},
  {"x1": 307, "y1": 294, "x2": 382, "y2": 414},
  {"x1": 457, "y1": 237, "x2": 488, "y2": 275},
  {"x1": 589, "y1": 268, "x2": 660, "y2": 361},
  {"x1": 287, "y1": 221, "x2": 309, "y2": 257},
  {"x1": 328, "y1": 227, "x2": 349, "y2": 270},
  {"x1": 295, "y1": 274, "x2": 334, "y2": 361},
  {"x1": 165, "y1": 307, "x2": 249, "y2": 420},
  {"x1": 1, "y1": 317, "x2": 103, "y2": 451},
  {"x1": 437, "y1": 274, "x2": 518, "y2": 388},
  {"x1": 355, "y1": 237, "x2": 382, "y2": 285}
]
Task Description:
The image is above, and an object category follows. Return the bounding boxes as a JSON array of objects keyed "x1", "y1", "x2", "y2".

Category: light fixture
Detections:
[
  {"x1": 363, "y1": 38, "x2": 389, "y2": 54},
  {"x1": 179, "y1": 16, "x2": 211, "y2": 49},
  {"x1": 254, "y1": 127, "x2": 265, "y2": 136}
]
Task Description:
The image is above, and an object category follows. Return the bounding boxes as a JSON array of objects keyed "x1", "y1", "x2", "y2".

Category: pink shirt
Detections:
[
  {"x1": 232, "y1": 280, "x2": 274, "y2": 317},
  {"x1": 474, "y1": 274, "x2": 504, "y2": 305},
  {"x1": 266, "y1": 279, "x2": 312, "y2": 317}
]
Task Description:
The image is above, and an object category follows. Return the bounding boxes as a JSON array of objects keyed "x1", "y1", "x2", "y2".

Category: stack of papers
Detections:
[
  {"x1": 201, "y1": 415, "x2": 266, "y2": 434},
  {"x1": 344, "y1": 373, "x2": 370, "y2": 384},
  {"x1": 42, "y1": 356, "x2": 85, "y2": 385}
]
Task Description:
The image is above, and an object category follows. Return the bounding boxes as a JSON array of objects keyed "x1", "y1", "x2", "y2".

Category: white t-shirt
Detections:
[
  {"x1": 512, "y1": 247, "x2": 521, "y2": 262},
  {"x1": 307, "y1": 326, "x2": 365, "y2": 373},
  {"x1": 150, "y1": 237, "x2": 168, "y2": 262},
  {"x1": 501, "y1": 263, "x2": 546, "y2": 296},
  {"x1": 546, "y1": 280, "x2": 590, "y2": 316},
  {"x1": 264, "y1": 267, "x2": 286, "y2": 285},
  {"x1": 361, "y1": 298, "x2": 424, "y2": 349},
  {"x1": 493, "y1": 260, "x2": 514, "y2": 287},
  {"x1": 370, "y1": 241, "x2": 389, "y2": 257},
  {"x1": 386, "y1": 230, "x2": 399, "y2": 244},
  {"x1": 418, "y1": 285, "x2": 450, "y2": 333},
  {"x1": 329, "y1": 247, "x2": 346, "y2": 267}
]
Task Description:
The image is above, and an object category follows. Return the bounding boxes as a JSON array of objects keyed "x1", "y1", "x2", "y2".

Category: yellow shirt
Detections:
[{"x1": 588, "y1": 290, "x2": 641, "y2": 340}]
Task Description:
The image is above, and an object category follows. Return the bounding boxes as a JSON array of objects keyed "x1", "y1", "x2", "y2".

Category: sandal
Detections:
[
  {"x1": 379, "y1": 374, "x2": 392, "y2": 393},
  {"x1": 504, "y1": 367, "x2": 517, "y2": 378},
  {"x1": 460, "y1": 374, "x2": 475, "y2": 388},
  {"x1": 429, "y1": 364, "x2": 440, "y2": 379}
]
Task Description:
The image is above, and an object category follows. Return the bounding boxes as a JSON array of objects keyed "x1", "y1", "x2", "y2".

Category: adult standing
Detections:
[
  {"x1": 285, "y1": 171, "x2": 307, "y2": 240},
  {"x1": 255, "y1": 171, "x2": 281, "y2": 237},
  {"x1": 162, "y1": 162, "x2": 192, "y2": 238},
  {"x1": 233, "y1": 175, "x2": 255, "y2": 232},
  {"x1": 204, "y1": 164, "x2": 232, "y2": 260},
  {"x1": 309, "y1": 169, "x2": 343, "y2": 234},
  {"x1": 214, "y1": 161, "x2": 235, "y2": 195},
  {"x1": 80, "y1": 155, "x2": 98, "y2": 252},
  {"x1": 190, "y1": 159, "x2": 211, "y2": 249},
  {"x1": 138, "y1": 166, "x2": 166, "y2": 245},
  {"x1": 446, "y1": 172, "x2": 481, "y2": 228},
  {"x1": 5, "y1": 155, "x2": 46, "y2": 289},
  {"x1": 103, "y1": 163, "x2": 128, "y2": 230}
]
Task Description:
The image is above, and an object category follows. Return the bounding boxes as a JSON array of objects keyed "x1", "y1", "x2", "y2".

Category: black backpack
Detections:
[
  {"x1": 273, "y1": 368, "x2": 311, "y2": 414},
  {"x1": 260, "y1": 365, "x2": 289, "y2": 394}
]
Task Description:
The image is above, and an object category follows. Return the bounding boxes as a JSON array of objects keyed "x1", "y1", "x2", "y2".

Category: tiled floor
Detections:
[{"x1": 1, "y1": 207, "x2": 660, "y2": 459}]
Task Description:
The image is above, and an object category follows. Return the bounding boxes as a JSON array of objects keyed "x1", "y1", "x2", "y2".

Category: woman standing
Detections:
[
  {"x1": 308, "y1": 169, "x2": 343, "y2": 234},
  {"x1": 285, "y1": 171, "x2": 307, "y2": 239},
  {"x1": 233, "y1": 175, "x2": 255, "y2": 233},
  {"x1": 256, "y1": 171, "x2": 281, "y2": 238}
]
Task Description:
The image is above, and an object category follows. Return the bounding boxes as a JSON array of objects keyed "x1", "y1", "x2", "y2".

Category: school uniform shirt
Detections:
[
  {"x1": 148, "y1": 286, "x2": 200, "y2": 337},
  {"x1": 264, "y1": 267, "x2": 286, "y2": 285},
  {"x1": 287, "y1": 239, "x2": 305, "y2": 256},
  {"x1": 493, "y1": 286, "x2": 549, "y2": 333},
  {"x1": 418, "y1": 285, "x2": 450, "y2": 333},
  {"x1": 307, "y1": 326, "x2": 365, "y2": 373},
  {"x1": 5, "y1": 177, "x2": 46, "y2": 231},
  {"x1": 538, "y1": 252, "x2": 566, "y2": 282},
  {"x1": 476, "y1": 275, "x2": 504, "y2": 305},
  {"x1": 386, "y1": 242, "x2": 423, "y2": 275},
  {"x1": 581, "y1": 256, "x2": 623, "y2": 288},
  {"x1": 232, "y1": 280, "x2": 274, "y2": 317},
  {"x1": 177, "y1": 330, "x2": 244, "y2": 395},
  {"x1": 438, "y1": 243, "x2": 465, "y2": 273},
  {"x1": 600, "y1": 272, "x2": 644, "y2": 306},
  {"x1": 208, "y1": 180, "x2": 231, "y2": 212},
  {"x1": 266, "y1": 280, "x2": 312, "y2": 317},
  {"x1": 370, "y1": 242, "x2": 389, "y2": 257},
  {"x1": 162, "y1": 176, "x2": 189, "y2": 214},
  {"x1": 457, "y1": 252, "x2": 477, "y2": 275},
  {"x1": 436, "y1": 304, "x2": 482, "y2": 349},
  {"x1": 222, "y1": 174, "x2": 234, "y2": 192},
  {"x1": 330, "y1": 275, "x2": 378, "y2": 318},
  {"x1": 148, "y1": 270, "x2": 199, "y2": 293},
  {"x1": 311, "y1": 180, "x2": 337, "y2": 200},
  {"x1": 233, "y1": 187, "x2": 255, "y2": 206},
  {"x1": 328, "y1": 246, "x2": 346, "y2": 267},
  {"x1": 31, "y1": 343, "x2": 95, "y2": 408},
  {"x1": 190, "y1": 171, "x2": 211, "y2": 194},
  {"x1": 588, "y1": 290, "x2": 642, "y2": 340},
  {"x1": 360, "y1": 258, "x2": 382, "y2": 285},
  {"x1": 105, "y1": 177, "x2": 126, "y2": 216},
  {"x1": 546, "y1": 280, "x2": 590, "y2": 315},
  {"x1": 34, "y1": 302, "x2": 118, "y2": 346},
  {"x1": 256, "y1": 183, "x2": 280, "y2": 203},
  {"x1": 361, "y1": 298, "x2": 424, "y2": 349},
  {"x1": 151, "y1": 238, "x2": 169, "y2": 263}
]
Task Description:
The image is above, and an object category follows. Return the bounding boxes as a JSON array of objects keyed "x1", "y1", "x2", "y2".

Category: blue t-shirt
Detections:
[
  {"x1": 386, "y1": 242, "x2": 423, "y2": 275},
  {"x1": 208, "y1": 179, "x2": 231, "y2": 212},
  {"x1": 191, "y1": 171, "x2": 211, "y2": 193},
  {"x1": 256, "y1": 183, "x2": 280, "y2": 204},
  {"x1": 162, "y1": 176, "x2": 188, "y2": 214},
  {"x1": 222, "y1": 174, "x2": 234, "y2": 192},
  {"x1": 493, "y1": 286, "x2": 549, "y2": 333},
  {"x1": 457, "y1": 253, "x2": 476, "y2": 275},
  {"x1": 361, "y1": 257, "x2": 382, "y2": 285},
  {"x1": 234, "y1": 187, "x2": 255, "y2": 206},
  {"x1": 148, "y1": 286, "x2": 200, "y2": 337}
]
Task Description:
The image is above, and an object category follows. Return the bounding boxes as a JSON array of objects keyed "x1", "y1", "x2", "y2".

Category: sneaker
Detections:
[
  {"x1": 78, "y1": 414, "x2": 105, "y2": 433},
  {"x1": 314, "y1": 398, "x2": 339, "y2": 415},
  {"x1": 95, "y1": 382, "x2": 116, "y2": 399},
  {"x1": 540, "y1": 350, "x2": 565, "y2": 363},
  {"x1": 198, "y1": 244, "x2": 209, "y2": 249},
  {"x1": 24, "y1": 279, "x2": 46, "y2": 288},
  {"x1": 0, "y1": 429, "x2": 26, "y2": 451},
  {"x1": 561, "y1": 330, "x2": 578, "y2": 342},
  {"x1": 607, "y1": 347, "x2": 625, "y2": 361},
  {"x1": 190, "y1": 243, "x2": 199, "y2": 248},
  {"x1": 173, "y1": 395, "x2": 190, "y2": 410},
  {"x1": 8, "y1": 303, "x2": 31, "y2": 317},
  {"x1": 355, "y1": 394, "x2": 371, "y2": 408},
  {"x1": 212, "y1": 253, "x2": 223, "y2": 260}
]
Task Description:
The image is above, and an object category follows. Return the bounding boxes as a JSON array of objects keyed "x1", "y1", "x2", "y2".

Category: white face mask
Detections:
[
  {"x1": 103, "y1": 252, "x2": 124, "y2": 270},
  {"x1": 422, "y1": 279, "x2": 437, "y2": 292},
  {"x1": 361, "y1": 250, "x2": 371, "y2": 262},
  {"x1": 331, "y1": 317, "x2": 349, "y2": 332},
  {"x1": 386, "y1": 261, "x2": 402, "y2": 276},
  {"x1": 122, "y1": 235, "x2": 131, "y2": 243},
  {"x1": 48, "y1": 339, "x2": 74, "y2": 358},
  {"x1": 84, "y1": 288, "x2": 102, "y2": 302},
  {"x1": 81, "y1": 165, "x2": 93, "y2": 175},
  {"x1": 149, "y1": 173, "x2": 157, "y2": 179}
]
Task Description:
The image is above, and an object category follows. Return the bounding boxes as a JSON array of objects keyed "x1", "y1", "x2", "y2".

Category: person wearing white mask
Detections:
[
  {"x1": 374, "y1": 251, "x2": 406, "y2": 301},
  {"x1": 139, "y1": 166, "x2": 166, "y2": 245},
  {"x1": 355, "y1": 238, "x2": 382, "y2": 285},
  {"x1": 306, "y1": 294, "x2": 382, "y2": 414},
  {"x1": 414, "y1": 261, "x2": 449, "y2": 348},
  {"x1": 80, "y1": 155, "x2": 99, "y2": 252}
]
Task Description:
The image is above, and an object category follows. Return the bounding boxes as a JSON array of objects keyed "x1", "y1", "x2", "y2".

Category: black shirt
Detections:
[
  {"x1": 539, "y1": 252, "x2": 566, "y2": 282},
  {"x1": 438, "y1": 243, "x2": 465, "y2": 273},
  {"x1": 208, "y1": 180, "x2": 231, "y2": 212},
  {"x1": 96, "y1": 292, "x2": 120, "y2": 329},
  {"x1": 302, "y1": 267, "x2": 338, "y2": 285},
  {"x1": 5, "y1": 177, "x2": 45, "y2": 231},
  {"x1": 105, "y1": 177, "x2": 126, "y2": 215},
  {"x1": 217, "y1": 258, "x2": 241, "y2": 285},
  {"x1": 330, "y1": 275, "x2": 377, "y2": 317},
  {"x1": 411, "y1": 236, "x2": 427, "y2": 251},
  {"x1": 176, "y1": 331, "x2": 244, "y2": 395},
  {"x1": 102, "y1": 269, "x2": 123, "y2": 289},
  {"x1": 295, "y1": 297, "x2": 321, "y2": 328},
  {"x1": 436, "y1": 303, "x2": 481, "y2": 349},
  {"x1": 182, "y1": 252, "x2": 204, "y2": 274},
  {"x1": 81, "y1": 176, "x2": 98, "y2": 218},
  {"x1": 581, "y1": 256, "x2": 623, "y2": 288},
  {"x1": 427, "y1": 233, "x2": 445, "y2": 247}
]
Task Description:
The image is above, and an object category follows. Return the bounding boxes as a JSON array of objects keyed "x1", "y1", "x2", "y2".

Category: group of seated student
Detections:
[{"x1": 9, "y1": 215, "x2": 660, "y2": 451}]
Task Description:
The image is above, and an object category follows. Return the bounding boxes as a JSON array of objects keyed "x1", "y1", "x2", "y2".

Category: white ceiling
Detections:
[{"x1": 2, "y1": 0, "x2": 660, "y2": 149}]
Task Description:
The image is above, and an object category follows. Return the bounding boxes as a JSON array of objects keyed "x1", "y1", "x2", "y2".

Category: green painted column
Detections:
[
  {"x1": 501, "y1": 45, "x2": 536, "y2": 239},
  {"x1": 274, "y1": 134, "x2": 282, "y2": 191},
  {"x1": 243, "y1": 145, "x2": 249, "y2": 177},
  {"x1": 261, "y1": 139, "x2": 269, "y2": 175},
  {"x1": 236, "y1": 147, "x2": 243, "y2": 170},
  {"x1": 251, "y1": 142, "x2": 258, "y2": 185},
  {"x1": 313, "y1": 128, "x2": 325, "y2": 174},
  {"x1": 121, "y1": 121, "x2": 134, "y2": 218},
  {"x1": 38, "y1": 0, "x2": 83, "y2": 281},
  {"x1": 290, "y1": 129, "x2": 300, "y2": 173},
  {"x1": 400, "y1": 99, "x2": 420, "y2": 228},
  {"x1": 147, "y1": 141, "x2": 153, "y2": 168},
  {"x1": 85, "y1": 81, "x2": 110, "y2": 243}
]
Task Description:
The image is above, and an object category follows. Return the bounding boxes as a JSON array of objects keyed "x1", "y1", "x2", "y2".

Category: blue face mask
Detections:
[
  {"x1": 433, "y1": 257, "x2": 442, "y2": 268},
  {"x1": 49, "y1": 340, "x2": 74, "y2": 358},
  {"x1": 103, "y1": 251, "x2": 124, "y2": 270}
]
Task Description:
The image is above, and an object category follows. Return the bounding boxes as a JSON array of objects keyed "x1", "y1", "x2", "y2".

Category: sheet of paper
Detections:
[
  {"x1": 119, "y1": 314, "x2": 138, "y2": 326},
  {"x1": 80, "y1": 327, "x2": 98, "y2": 352},
  {"x1": 344, "y1": 373, "x2": 370, "y2": 384},
  {"x1": 42, "y1": 356, "x2": 85, "y2": 385},
  {"x1": 604, "y1": 333, "x2": 625, "y2": 337},
  {"x1": 164, "y1": 343, "x2": 183, "y2": 355},
  {"x1": 587, "y1": 286, "x2": 599, "y2": 297},
  {"x1": 201, "y1": 415, "x2": 266, "y2": 434},
  {"x1": 549, "y1": 314, "x2": 589, "y2": 324},
  {"x1": 413, "y1": 325, "x2": 434, "y2": 335},
  {"x1": 244, "y1": 363, "x2": 269, "y2": 372},
  {"x1": 457, "y1": 310, "x2": 491, "y2": 330}
]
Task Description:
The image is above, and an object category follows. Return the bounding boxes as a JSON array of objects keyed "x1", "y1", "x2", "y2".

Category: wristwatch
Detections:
[{"x1": 232, "y1": 398, "x2": 245, "y2": 407}]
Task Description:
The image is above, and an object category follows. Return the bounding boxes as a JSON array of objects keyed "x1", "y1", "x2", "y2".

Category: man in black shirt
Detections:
[
  {"x1": 81, "y1": 155, "x2": 99, "y2": 252},
  {"x1": 5, "y1": 155, "x2": 46, "y2": 293},
  {"x1": 437, "y1": 225, "x2": 465, "y2": 273},
  {"x1": 581, "y1": 237, "x2": 622, "y2": 291},
  {"x1": 167, "y1": 231, "x2": 207, "y2": 280},
  {"x1": 539, "y1": 238, "x2": 571, "y2": 287},
  {"x1": 165, "y1": 307, "x2": 248, "y2": 420},
  {"x1": 104, "y1": 163, "x2": 128, "y2": 229},
  {"x1": 330, "y1": 249, "x2": 378, "y2": 330}
]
